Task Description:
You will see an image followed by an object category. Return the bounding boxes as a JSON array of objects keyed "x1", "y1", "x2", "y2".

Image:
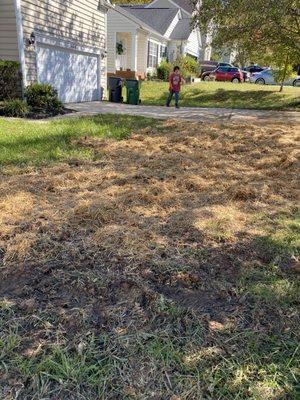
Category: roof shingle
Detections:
[
  {"x1": 121, "y1": 6, "x2": 179, "y2": 35},
  {"x1": 169, "y1": 17, "x2": 192, "y2": 39},
  {"x1": 165, "y1": 0, "x2": 194, "y2": 14}
]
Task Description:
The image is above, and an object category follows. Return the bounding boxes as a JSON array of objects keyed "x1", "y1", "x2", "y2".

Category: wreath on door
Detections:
[{"x1": 116, "y1": 42, "x2": 125, "y2": 55}]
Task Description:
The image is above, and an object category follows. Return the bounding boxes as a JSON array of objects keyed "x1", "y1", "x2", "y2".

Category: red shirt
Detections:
[{"x1": 169, "y1": 73, "x2": 182, "y2": 92}]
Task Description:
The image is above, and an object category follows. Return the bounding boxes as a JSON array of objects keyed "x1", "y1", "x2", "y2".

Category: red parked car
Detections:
[{"x1": 202, "y1": 66, "x2": 244, "y2": 83}]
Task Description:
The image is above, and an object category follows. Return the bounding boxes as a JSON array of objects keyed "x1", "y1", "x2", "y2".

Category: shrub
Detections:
[
  {"x1": 182, "y1": 55, "x2": 199, "y2": 76},
  {"x1": 25, "y1": 83, "x2": 63, "y2": 114},
  {"x1": 0, "y1": 99, "x2": 29, "y2": 117},
  {"x1": 0, "y1": 60, "x2": 22, "y2": 100},
  {"x1": 157, "y1": 60, "x2": 172, "y2": 81},
  {"x1": 147, "y1": 71, "x2": 158, "y2": 81},
  {"x1": 170, "y1": 55, "x2": 200, "y2": 79}
]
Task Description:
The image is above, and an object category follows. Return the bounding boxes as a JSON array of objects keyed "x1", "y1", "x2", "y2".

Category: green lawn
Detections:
[
  {"x1": 0, "y1": 114, "x2": 155, "y2": 167},
  {"x1": 140, "y1": 81, "x2": 300, "y2": 110},
  {"x1": 0, "y1": 116, "x2": 299, "y2": 399}
]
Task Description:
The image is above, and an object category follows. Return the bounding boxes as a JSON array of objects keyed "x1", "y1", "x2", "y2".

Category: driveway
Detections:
[{"x1": 64, "y1": 101, "x2": 300, "y2": 124}]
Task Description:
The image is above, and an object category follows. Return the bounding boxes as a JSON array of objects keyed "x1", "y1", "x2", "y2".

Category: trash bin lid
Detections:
[
  {"x1": 108, "y1": 76, "x2": 123, "y2": 88},
  {"x1": 125, "y1": 79, "x2": 140, "y2": 88}
]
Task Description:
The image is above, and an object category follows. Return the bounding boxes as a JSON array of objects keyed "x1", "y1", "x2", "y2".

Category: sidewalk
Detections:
[{"x1": 63, "y1": 101, "x2": 300, "y2": 124}]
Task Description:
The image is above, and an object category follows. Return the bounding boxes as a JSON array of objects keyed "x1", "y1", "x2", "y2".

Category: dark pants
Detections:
[{"x1": 166, "y1": 90, "x2": 180, "y2": 106}]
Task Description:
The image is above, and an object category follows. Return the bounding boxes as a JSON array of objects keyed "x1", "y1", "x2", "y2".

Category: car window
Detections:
[
  {"x1": 217, "y1": 67, "x2": 228, "y2": 72},
  {"x1": 246, "y1": 66, "x2": 262, "y2": 72},
  {"x1": 230, "y1": 68, "x2": 239, "y2": 72},
  {"x1": 222, "y1": 67, "x2": 233, "y2": 72}
]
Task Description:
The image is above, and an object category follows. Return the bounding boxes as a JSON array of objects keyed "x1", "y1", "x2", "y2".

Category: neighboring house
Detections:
[
  {"x1": 107, "y1": 0, "x2": 211, "y2": 79},
  {"x1": 145, "y1": 0, "x2": 211, "y2": 61},
  {"x1": 0, "y1": 0, "x2": 109, "y2": 103},
  {"x1": 107, "y1": 5, "x2": 168, "y2": 80}
]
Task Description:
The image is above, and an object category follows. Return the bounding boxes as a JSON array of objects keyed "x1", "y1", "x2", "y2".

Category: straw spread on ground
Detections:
[{"x1": 0, "y1": 117, "x2": 299, "y2": 399}]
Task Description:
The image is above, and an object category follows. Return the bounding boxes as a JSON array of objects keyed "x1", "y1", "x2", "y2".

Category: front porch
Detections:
[
  {"x1": 108, "y1": 31, "x2": 148, "y2": 80},
  {"x1": 108, "y1": 70, "x2": 143, "y2": 80}
]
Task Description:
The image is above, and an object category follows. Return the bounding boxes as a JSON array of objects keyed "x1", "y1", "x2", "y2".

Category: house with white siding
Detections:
[
  {"x1": 107, "y1": 0, "x2": 210, "y2": 79},
  {"x1": 145, "y1": 0, "x2": 212, "y2": 61},
  {"x1": 107, "y1": 4, "x2": 169, "y2": 80},
  {"x1": 0, "y1": 0, "x2": 109, "y2": 103}
]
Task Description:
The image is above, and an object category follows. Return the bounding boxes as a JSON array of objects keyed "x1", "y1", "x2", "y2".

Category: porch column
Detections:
[{"x1": 131, "y1": 33, "x2": 138, "y2": 72}]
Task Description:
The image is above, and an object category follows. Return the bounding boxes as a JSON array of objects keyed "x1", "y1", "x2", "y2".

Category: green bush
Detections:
[
  {"x1": 0, "y1": 99, "x2": 29, "y2": 117},
  {"x1": 0, "y1": 60, "x2": 22, "y2": 100},
  {"x1": 157, "y1": 60, "x2": 172, "y2": 81},
  {"x1": 25, "y1": 83, "x2": 63, "y2": 114},
  {"x1": 147, "y1": 71, "x2": 158, "y2": 81},
  {"x1": 156, "y1": 56, "x2": 200, "y2": 81},
  {"x1": 182, "y1": 56, "x2": 199, "y2": 76}
]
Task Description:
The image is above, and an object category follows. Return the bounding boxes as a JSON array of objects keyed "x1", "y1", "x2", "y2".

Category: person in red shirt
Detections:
[{"x1": 166, "y1": 66, "x2": 185, "y2": 108}]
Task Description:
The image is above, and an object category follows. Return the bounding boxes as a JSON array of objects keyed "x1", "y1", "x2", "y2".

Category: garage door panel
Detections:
[{"x1": 37, "y1": 45, "x2": 100, "y2": 103}]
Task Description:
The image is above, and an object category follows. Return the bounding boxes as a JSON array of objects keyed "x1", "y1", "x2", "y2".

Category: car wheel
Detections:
[
  {"x1": 255, "y1": 78, "x2": 265, "y2": 85},
  {"x1": 203, "y1": 75, "x2": 210, "y2": 81},
  {"x1": 231, "y1": 77, "x2": 240, "y2": 83},
  {"x1": 293, "y1": 79, "x2": 300, "y2": 87}
]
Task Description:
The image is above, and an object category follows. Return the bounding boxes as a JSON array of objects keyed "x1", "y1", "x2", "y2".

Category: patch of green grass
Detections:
[
  {"x1": 255, "y1": 211, "x2": 300, "y2": 263},
  {"x1": 141, "y1": 81, "x2": 300, "y2": 110},
  {"x1": 240, "y1": 263, "x2": 299, "y2": 307},
  {"x1": 0, "y1": 114, "x2": 155, "y2": 166},
  {"x1": 205, "y1": 217, "x2": 233, "y2": 241},
  {"x1": 240, "y1": 212, "x2": 300, "y2": 307},
  {"x1": 1, "y1": 296, "x2": 299, "y2": 399}
]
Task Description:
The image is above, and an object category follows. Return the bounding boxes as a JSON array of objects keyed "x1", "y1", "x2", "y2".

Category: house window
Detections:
[
  {"x1": 160, "y1": 44, "x2": 167, "y2": 58},
  {"x1": 147, "y1": 41, "x2": 159, "y2": 68}
]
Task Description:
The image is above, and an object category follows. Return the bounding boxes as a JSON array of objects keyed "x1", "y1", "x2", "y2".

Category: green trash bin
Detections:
[{"x1": 125, "y1": 79, "x2": 141, "y2": 105}]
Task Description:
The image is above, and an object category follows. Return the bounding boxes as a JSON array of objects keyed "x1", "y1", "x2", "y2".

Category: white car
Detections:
[
  {"x1": 249, "y1": 69, "x2": 300, "y2": 86},
  {"x1": 293, "y1": 76, "x2": 300, "y2": 86}
]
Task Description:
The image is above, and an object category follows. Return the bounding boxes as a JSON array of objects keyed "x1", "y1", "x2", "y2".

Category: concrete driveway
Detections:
[{"x1": 64, "y1": 101, "x2": 300, "y2": 125}]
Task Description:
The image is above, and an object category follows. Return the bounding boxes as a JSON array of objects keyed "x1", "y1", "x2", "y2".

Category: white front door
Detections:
[
  {"x1": 36, "y1": 44, "x2": 101, "y2": 103},
  {"x1": 116, "y1": 37, "x2": 127, "y2": 70}
]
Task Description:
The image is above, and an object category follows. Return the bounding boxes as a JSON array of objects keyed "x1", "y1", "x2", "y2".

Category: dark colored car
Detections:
[
  {"x1": 200, "y1": 61, "x2": 233, "y2": 76},
  {"x1": 243, "y1": 65, "x2": 265, "y2": 74},
  {"x1": 201, "y1": 66, "x2": 244, "y2": 82}
]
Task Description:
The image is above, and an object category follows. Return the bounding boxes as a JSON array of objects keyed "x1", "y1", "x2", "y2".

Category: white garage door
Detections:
[{"x1": 37, "y1": 44, "x2": 101, "y2": 103}]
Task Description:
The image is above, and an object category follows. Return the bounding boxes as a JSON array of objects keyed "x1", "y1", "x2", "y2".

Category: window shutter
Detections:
[{"x1": 156, "y1": 43, "x2": 159, "y2": 67}]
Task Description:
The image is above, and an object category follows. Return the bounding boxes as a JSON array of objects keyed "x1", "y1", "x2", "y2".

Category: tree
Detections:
[{"x1": 192, "y1": 0, "x2": 300, "y2": 90}]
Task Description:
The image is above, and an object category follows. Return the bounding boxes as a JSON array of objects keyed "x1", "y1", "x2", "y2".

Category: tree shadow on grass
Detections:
[
  {"x1": 145, "y1": 87, "x2": 300, "y2": 109},
  {"x1": 183, "y1": 88, "x2": 300, "y2": 109}
]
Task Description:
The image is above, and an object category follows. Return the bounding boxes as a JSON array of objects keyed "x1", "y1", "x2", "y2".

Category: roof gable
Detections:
[
  {"x1": 121, "y1": 6, "x2": 180, "y2": 35},
  {"x1": 113, "y1": 5, "x2": 167, "y2": 39}
]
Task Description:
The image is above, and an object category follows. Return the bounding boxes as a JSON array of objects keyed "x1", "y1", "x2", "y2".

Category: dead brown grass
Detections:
[
  {"x1": 0, "y1": 119, "x2": 299, "y2": 270},
  {"x1": 0, "y1": 118, "x2": 299, "y2": 399}
]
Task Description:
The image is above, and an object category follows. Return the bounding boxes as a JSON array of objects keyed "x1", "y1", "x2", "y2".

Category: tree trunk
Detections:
[{"x1": 279, "y1": 54, "x2": 289, "y2": 92}]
